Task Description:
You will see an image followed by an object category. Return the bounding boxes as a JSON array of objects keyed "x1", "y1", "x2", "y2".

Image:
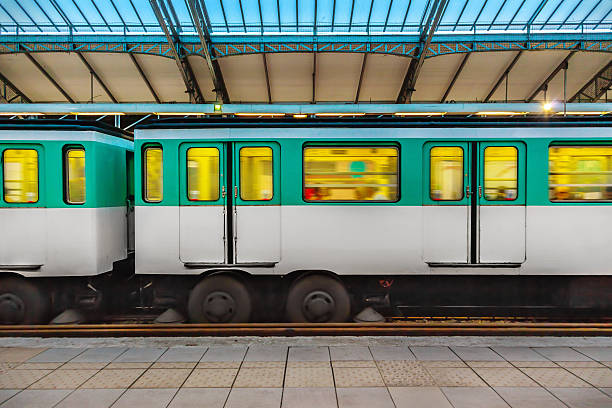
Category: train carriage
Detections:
[
  {"x1": 134, "y1": 118, "x2": 612, "y2": 323},
  {"x1": 0, "y1": 120, "x2": 133, "y2": 324}
]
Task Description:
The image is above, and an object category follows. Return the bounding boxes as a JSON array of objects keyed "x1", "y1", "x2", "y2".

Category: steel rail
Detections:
[{"x1": 1, "y1": 322, "x2": 610, "y2": 337}]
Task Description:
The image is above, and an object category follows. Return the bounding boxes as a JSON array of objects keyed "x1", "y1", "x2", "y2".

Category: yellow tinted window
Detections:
[
  {"x1": 240, "y1": 147, "x2": 273, "y2": 201},
  {"x1": 3, "y1": 149, "x2": 38, "y2": 203},
  {"x1": 549, "y1": 146, "x2": 612, "y2": 201},
  {"x1": 430, "y1": 147, "x2": 463, "y2": 201},
  {"x1": 484, "y1": 146, "x2": 517, "y2": 201},
  {"x1": 66, "y1": 148, "x2": 85, "y2": 204},
  {"x1": 187, "y1": 147, "x2": 220, "y2": 201},
  {"x1": 144, "y1": 147, "x2": 163, "y2": 202},
  {"x1": 303, "y1": 147, "x2": 398, "y2": 201}
]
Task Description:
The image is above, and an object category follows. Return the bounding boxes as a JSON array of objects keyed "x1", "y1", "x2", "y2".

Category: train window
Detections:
[
  {"x1": 303, "y1": 146, "x2": 398, "y2": 202},
  {"x1": 65, "y1": 148, "x2": 86, "y2": 204},
  {"x1": 187, "y1": 147, "x2": 220, "y2": 201},
  {"x1": 240, "y1": 147, "x2": 273, "y2": 201},
  {"x1": 430, "y1": 146, "x2": 463, "y2": 201},
  {"x1": 484, "y1": 146, "x2": 518, "y2": 201},
  {"x1": 3, "y1": 149, "x2": 38, "y2": 203},
  {"x1": 143, "y1": 146, "x2": 163, "y2": 203},
  {"x1": 549, "y1": 146, "x2": 612, "y2": 202}
]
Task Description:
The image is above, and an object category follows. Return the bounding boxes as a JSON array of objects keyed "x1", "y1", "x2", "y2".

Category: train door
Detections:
[
  {"x1": 0, "y1": 144, "x2": 46, "y2": 268},
  {"x1": 423, "y1": 141, "x2": 526, "y2": 265}
]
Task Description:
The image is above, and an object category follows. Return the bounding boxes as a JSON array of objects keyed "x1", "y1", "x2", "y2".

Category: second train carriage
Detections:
[{"x1": 134, "y1": 118, "x2": 612, "y2": 323}]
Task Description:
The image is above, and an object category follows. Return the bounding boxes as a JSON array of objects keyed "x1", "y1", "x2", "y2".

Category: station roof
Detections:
[{"x1": 0, "y1": 0, "x2": 610, "y2": 106}]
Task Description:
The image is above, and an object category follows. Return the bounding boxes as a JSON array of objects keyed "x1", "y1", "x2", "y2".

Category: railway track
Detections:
[{"x1": 1, "y1": 322, "x2": 611, "y2": 337}]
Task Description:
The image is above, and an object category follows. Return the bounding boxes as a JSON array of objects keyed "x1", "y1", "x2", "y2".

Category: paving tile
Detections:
[
  {"x1": 369, "y1": 346, "x2": 415, "y2": 361},
  {"x1": 603, "y1": 362, "x2": 612, "y2": 368},
  {"x1": 534, "y1": 347, "x2": 593, "y2": 362},
  {"x1": 441, "y1": 386, "x2": 510, "y2": 408},
  {"x1": 29, "y1": 369, "x2": 98, "y2": 389},
  {"x1": 466, "y1": 361, "x2": 512, "y2": 368},
  {"x1": 548, "y1": 387, "x2": 612, "y2": 408},
  {"x1": 329, "y1": 346, "x2": 372, "y2": 361},
  {"x1": 110, "y1": 388, "x2": 177, "y2": 408},
  {"x1": 451, "y1": 346, "x2": 503, "y2": 361},
  {"x1": 241, "y1": 361, "x2": 285, "y2": 368},
  {"x1": 167, "y1": 388, "x2": 230, "y2": 408},
  {"x1": 233, "y1": 367, "x2": 285, "y2": 387},
  {"x1": 331, "y1": 360, "x2": 376, "y2": 368},
  {"x1": 284, "y1": 366, "x2": 334, "y2": 387},
  {"x1": 388, "y1": 386, "x2": 453, "y2": 408},
  {"x1": 156, "y1": 347, "x2": 206, "y2": 363},
  {"x1": 336, "y1": 387, "x2": 395, "y2": 408},
  {"x1": 182, "y1": 369, "x2": 237, "y2": 387},
  {"x1": 287, "y1": 347, "x2": 329, "y2": 362},
  {"x1": 54, "y1": 389, "x2": 125, "y2": 408},
  {"x1": 573, "y1": 347, "x2": 612, "y2": 362},
  {"x1": 493, "y1": 347, "x2": 550, "y2": 362},
  {"x1": 0, "y1": 389, "x2": 71, "y2": 408},
  {"x1": 474, "y1": 367, "x2": 539, "y2": 387},
  {"x1": 200, "y1": 346, "x2": 247, "y2": 362},
  {"x1": 600, "y1": 388, "x2": 612, "y2": 397},
  {"x1": 566, "y1": 368, "x2": 612, "y2": 387},
  {"x1": 0, "y1": 390, "x2": 19, "y2": 405},
  {"x1": 80, "y1": 369, "x2": 146, "y2": 389},
  {"x1": 0, "y1": 369, "x2": 52, "y2": 389},
  {"x1": 520, "y1": 368, "x2": 591, "y2": 387},
  {"x1": 195, "y1": 361, "x2": 240, "y2": 369},
  {"x1": 112, "y1": 348, "x2": 166, "y2": 363},
  {"x1": 60, "y1": 362, "x2": 107, "y2": 370},
  {"x1": 0, "y1": 348, "x2": 46, "y2": 363},
  {"x1": 244, "y1": 345, "x2": 288, "y2": 362},
  {"x1": 410, "y1": 346, "x2": 460, "y2": 361},
  {"x1": 281, "y1": 387, "x2": 336, "y2": 408},
  {"x1": 71, "y1": 348, "x2": 127, "y2": 363},
  {"x1": 427, "y1": 367, "x2": 486, "y2": 387},
  {"x1": 494, "y1": 387, "x2": 566, "y2": 408},
  {"x1": 420, "y1": 360, "x2": 467, "y2": 368},
  {"x1": 333, "y1": 367, "x2": 384, "y2": 387},
  {"x1": 0, "y1": 363, "x2": 18, "y2": 373},
  {"x1": 225, "y1": 388, "x2": 282, "y2": 408},
  {"x1": 131, "y1": 369, "x2": 191, "y2": 388},
  {"x1": 511, "y1": 361, "x2": 559, "y2": 368},
  {"x1": 151, "y1": 362, "x2": 196, "y2": 369},
  {"x1": 376, "y1": 361, "x2": 435, "y2": 386},
  {"x1": 286, "y1": 361, "x2": 329, "y2": 367},
  {"x1": 106, "y1": 363, "x2": 151, "y2": 369},
  {"x1": 27, "y1": 348, "x2": 84, "y2": 363},
  {"x1": 557, "y1": 361, "x2": 605, "y2": 368},
  {"x1": 15, "y1": 363, "x2": 62, "y2": 370}
]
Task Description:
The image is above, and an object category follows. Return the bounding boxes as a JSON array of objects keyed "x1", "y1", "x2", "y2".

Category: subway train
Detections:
[{"x1": 1, "y1": 117, "x2": 611, "y2": 324}]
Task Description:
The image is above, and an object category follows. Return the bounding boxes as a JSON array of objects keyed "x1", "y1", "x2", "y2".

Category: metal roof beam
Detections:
[
  {"x1": 441, "y1": 52, "x2": 469, "y2": 103},
  {"x1": 128, "y1": 53, "x2": 161, "y2": 103},
  {"x1": 525, "y1": 51, "x2": 577, "y2": 102},
  {"x1": 149, "y1": 0, "x2": 204, "y2": 103},
  {"x1": 262, "y1": 54, "x2": 271, "y2": 103},
  {"x1": 0, "y1": 71, "x2": 31, "y2": 103},
  {"x1": 396, "y1": 0, "x2": 447, "y2": 103},
  {"x1": 312, "y1": 52, "x2": 316, "y2": 104},
  {"x1": 76, "y1": 52, "x2": 118, "y2": 103},
  {"x1": 187, "y1": 0, "x2": 230, "y2": 103},
  {"x1": 354, "y1": 53, "x2": 368, "y2": 103},
  {"x1": 484, "y1": 50, "x2": 523, "y2": 102},
  {"x1": 524, "y1": 0, "x2": 549, "y2": 30},
  {"x1": 569, "y1": 59, "x2": 612, "y2": 102},
  {"x1": 25, "y1": 53, "x2": 74, "y2": 103}
]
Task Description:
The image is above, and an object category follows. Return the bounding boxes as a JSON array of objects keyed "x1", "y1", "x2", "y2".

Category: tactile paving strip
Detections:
[
  {"x1": 0, "y1": 348, "x2": 46, "y2": 363},
  {"x1": 286, "y1": 361, "x2": 330, "y2": 368},
  {"x1": 15, "y1": 363, "x2": 62, "y2": 370},
  {"x1": 511, "y1": 361, "x2": 558, "y2": 368},
  {"x1": 426, "y1": 367, "x2": 486, "y2": 387},
  {"x1": 556, "y1": 361, "x2": 605, "y2": 368},
  {"x1": 520, "y1": 368, "x2": 591, "y2": 387},
  {"x1": 473, "y1": 367, "x2": 539, "y2": 387},
  {"x1": 0, "y1": 363, "x2": 18, "y2": 372},
  {"x1": 29, "y1": 369, "x2": 98, "y2": 389},
  {"x1": 233, "y1": 367, "x2": 285, "y2": 387},
  {"x1": 151, "y1": 362, "x2": 196, "y2": 369},
  {"x1": 80, "y1": 368, "x2": 146, "y2": 389},
  {"x1": 196, "y1": 362, "x2": 241, "y2": 369},
  {"x1": 131, "y1": 368, "x2": 192, "y2": 388},
  {"x1": 332, "y1": 361, "x2": 377, "y2": 368},
  {"x1": 0, "y1": 369, "x2": 52, "y2": 389},
  {"x1": 105, "y1": 362, "x2": 151, "y2": 369},
  {"x1": 60, "y1": 363, "x2": 108, "y2": 370},
  {"x1": 566, "y1": 368, "x2": 612, "y2": 387},
  {"x1": 183, "y1": 369, "x2": 238, "y2": 387},
  {"x1": 241, "y1": 361, "x2": 286, "y2": 368},
  {"x1": 284, "y1": 366, "x2": 334, "y2": 387},
  {"x1": 333, "y1": 367, "x2": 385, "y2": 387},
  {"x1": 466, "y1": 361, "x2": 512, "y2": 368},
  {"x1": 376, "y1": 361, "x2": 435, "y2": 387},
  {"x1": 420, "y1": 361, "x2": 467, "y2": 368}
]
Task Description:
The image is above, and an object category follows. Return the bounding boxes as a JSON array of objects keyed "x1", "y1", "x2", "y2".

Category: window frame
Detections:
[
  {"x1": 429, "y1": 145, "x2": 465, "y2": 202},
  {"x1": 302, "y1": 143, "x2": 400, "y2": 204},
  {"x1": 239, "y1": 145, "x2": 274, "y2": 201},
  {"x1": 548, "y1": 143, "x2": 612, "y2": 203},
  {"x1": 63, "y1": 145, "x2": 86, "y2": 205},
  {"x1": 186, "y1": 146, "x2": 221, "y2": 202},
  {"x1": 142, "y1": 144, "x2": 163, "y2": 204},
  {"x1": 2, "y1": 147, "x2": 40, "y2": 205}
]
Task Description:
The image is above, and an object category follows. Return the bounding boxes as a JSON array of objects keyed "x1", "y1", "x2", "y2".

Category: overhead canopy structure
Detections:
[{"x1": 0, "y1": 0, "x2": 611, "y2": 105}]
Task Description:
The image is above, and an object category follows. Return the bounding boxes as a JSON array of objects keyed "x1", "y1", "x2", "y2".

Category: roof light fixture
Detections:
[
  {"x1": 293, "y1": 114, "x2": 308, "y2": 118},
  {"x1": 542, "y1": 102, "x2": 554, "y2": 112}
]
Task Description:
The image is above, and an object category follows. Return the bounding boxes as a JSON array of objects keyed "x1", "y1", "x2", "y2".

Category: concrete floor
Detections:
[{"x1": 0, "y1": 337, "x2": 611, "y2": 407}]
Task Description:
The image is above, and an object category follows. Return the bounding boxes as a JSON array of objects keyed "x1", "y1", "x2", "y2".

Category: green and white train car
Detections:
[
  {"x1": 0, "y1": 120, "x2": 133, "y2": 324},
  {"x1": 134, "y1": 118, "x2": 612, "y2": 323}
]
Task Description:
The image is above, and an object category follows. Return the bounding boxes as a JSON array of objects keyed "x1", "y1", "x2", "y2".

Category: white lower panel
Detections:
[
  {"x1": 479, "y1": 206, "x2": 525, "y2": 263},
  {"x1": 423, "y1": 206, "x2": 469, "y2": 263},
  {"x1": 235, "y1": 206, "x2": 280, "y2": 263},
  {"x1": 179, "y1": 206, "x2": 225, "y2": 263},
  {"x1": 0, "y1": 208, "x2": 46, "y2": 266}
]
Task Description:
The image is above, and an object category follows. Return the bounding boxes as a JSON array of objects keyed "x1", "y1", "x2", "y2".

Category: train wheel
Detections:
[
  {"x1": 286, "y1": 275, "x2": 351, "y2": 323},
  {"x1": 0, "y1": 276, "x2": 50, "y2": 324},
  {"x1": 187, "y1": 275, "x2": 251, "y2": 323}
]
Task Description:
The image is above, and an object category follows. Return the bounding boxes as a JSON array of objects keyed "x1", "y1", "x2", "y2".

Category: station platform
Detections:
[{"x1": 0, "y1": 337, "x2": 611, "y2": 408}]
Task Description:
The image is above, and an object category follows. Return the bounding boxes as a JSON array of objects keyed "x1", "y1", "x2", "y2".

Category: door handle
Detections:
[
  {"x1": 478, "y1": 186, "x2": 482, "y2": 198},
  {"x1": 234, "y1": 186, "x2": 238, "y2": 198},
  {"x1": 466, "y1": 185, "x2": 471, "y2": 197},
  {"x1": 222, "y1": 186, "x2": 226, "y2": 199}
]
